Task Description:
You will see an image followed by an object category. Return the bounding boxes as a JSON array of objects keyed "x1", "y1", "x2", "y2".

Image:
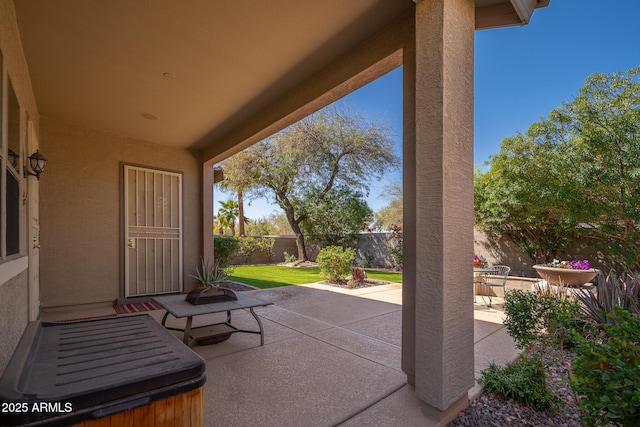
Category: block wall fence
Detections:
[{"x1": 228, "y1": 229, "x2": 617, "y2": 277}]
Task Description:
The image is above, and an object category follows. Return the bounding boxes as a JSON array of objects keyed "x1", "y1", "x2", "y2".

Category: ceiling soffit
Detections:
[
  {"x1": 13, "y1": 0, "x2": 545, "y2": 153},
  {"x1": 14, "y1": 0, "x2": 414, "y2": 150}
]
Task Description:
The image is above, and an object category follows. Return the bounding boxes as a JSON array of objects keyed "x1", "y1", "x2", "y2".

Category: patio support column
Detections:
[
  {"x1": 402, "y1": 0, "x2": 475, "y2": 423},
  {"x1": 203, "y1": 162, "x2": 215, "y2": 264}
]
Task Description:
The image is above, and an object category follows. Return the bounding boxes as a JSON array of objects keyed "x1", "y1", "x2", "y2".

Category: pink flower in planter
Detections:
[{"x1": 542, "y1": 259, "x2": 591, "y2": 270}]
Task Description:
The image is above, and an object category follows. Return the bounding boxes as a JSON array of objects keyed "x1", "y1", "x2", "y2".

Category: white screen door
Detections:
[{"x1": 124, "y1": 165, "x2": 183, "y2": 297}]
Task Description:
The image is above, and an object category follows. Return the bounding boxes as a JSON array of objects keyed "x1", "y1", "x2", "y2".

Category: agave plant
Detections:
[
  {"x1": 574, "y1": 270, "x2": 640, "y2": 326},
  {"x1": 190, "y1": 258, "x2": 228, "y2": 287}
]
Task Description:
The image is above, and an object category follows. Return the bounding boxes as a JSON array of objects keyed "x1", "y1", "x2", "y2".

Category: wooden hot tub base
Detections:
[{"x1": 70, "y1": 387, "x2": 203, "y2": 427}]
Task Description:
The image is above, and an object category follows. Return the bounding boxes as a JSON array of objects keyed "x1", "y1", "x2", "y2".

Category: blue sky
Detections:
[{"x1": 217, "y1": 0, "x2": 640, "y2": 220}]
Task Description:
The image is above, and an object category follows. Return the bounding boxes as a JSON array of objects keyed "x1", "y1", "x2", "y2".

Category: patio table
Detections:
[
  {"x1": 473, "y1": 267, "x2": 499, "y2": 303},
  {"x1": 153, "y1": 293, "x2": 272, "y2": 346}
]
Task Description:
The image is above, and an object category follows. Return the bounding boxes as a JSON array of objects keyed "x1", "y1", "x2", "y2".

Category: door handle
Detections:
[{"x1": 128, "y1": 239, "x2": 135, "y2": 248}]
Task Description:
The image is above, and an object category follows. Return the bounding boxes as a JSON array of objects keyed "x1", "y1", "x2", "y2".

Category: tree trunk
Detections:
[
  {"x1": 286, "y1": 210, "x2": 308, "y2": 261},
  {"x1": 238, "y1": 189, "x2": 245, "y2": 236},
  {"x1": 292, "y1": 227, "x2": 308, "y2": 261},
  {"x1": 276, "y1": 192, "x2": 309, "y2": 261}
]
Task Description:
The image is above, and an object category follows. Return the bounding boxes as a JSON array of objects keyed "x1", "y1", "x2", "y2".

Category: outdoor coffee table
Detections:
[{"x1": 153, "y1": 293, "x2": 272, "y2": 346}]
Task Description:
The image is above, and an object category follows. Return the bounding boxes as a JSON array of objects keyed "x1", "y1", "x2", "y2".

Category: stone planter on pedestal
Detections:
[{"x1": 533, "y1": 265, "x2": 598, "y2": 287}]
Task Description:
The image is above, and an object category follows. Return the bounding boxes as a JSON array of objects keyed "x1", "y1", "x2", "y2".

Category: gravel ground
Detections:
[
  {"x1": 321, "y1": 278, "x2": 391, "y2": 289},
  {"x1": 448, "y1": 347, "x2": 586, "y2": 427},
  {"x1": 221, "y1": 281, "x2": 259, "y2": 292}
]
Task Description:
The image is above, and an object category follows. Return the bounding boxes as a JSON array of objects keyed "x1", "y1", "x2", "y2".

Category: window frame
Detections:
[{"x1": 1, "y1": 49, "x2": 27, "y2": 262}]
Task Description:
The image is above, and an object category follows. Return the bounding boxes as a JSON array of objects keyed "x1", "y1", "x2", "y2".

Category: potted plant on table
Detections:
[
  {"x1": 474, "y1": 256, "x2": 485, "y2": 268},
  {"x1": 186, "y1": 258, "x2": 237, "y2": 304}
]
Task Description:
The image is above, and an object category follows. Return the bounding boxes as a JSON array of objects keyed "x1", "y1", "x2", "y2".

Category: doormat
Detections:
[{"x1": 113, "y1": 301, "x2": 163, "y2": 314}]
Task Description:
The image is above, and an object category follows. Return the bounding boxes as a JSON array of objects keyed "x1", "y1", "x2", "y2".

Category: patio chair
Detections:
[{"x1": 479, "y1": 265, "x2": 510, "y2": 307}]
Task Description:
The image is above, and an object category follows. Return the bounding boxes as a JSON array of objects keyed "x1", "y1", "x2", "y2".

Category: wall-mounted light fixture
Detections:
[
  {"x1": 7, "y1": 148, "x2": 19, "y2": 168},
  {"x1": 24, "y1": 149, "x2": 47, "y2": 180}
]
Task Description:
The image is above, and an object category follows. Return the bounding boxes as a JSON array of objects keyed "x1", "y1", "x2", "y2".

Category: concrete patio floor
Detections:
[{"x1": 40, "y1": 283, "x2": 518, "y2": 427}]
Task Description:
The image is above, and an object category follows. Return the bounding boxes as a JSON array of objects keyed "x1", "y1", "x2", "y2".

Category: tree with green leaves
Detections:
[
  {"x1": 244, "y1": 217, "x2": 274, "y2": 237},
  {"x1": 474, "y1": 129, "x2": 583, "y2": 263},
  {"x1": 301, "y1": 186, "x2": 373, "y2": 248},
  {"x1": 220, "y1": 104, "x2": 399, "y2": 261},
  {"x1": 373, "y1": 182, "x2": 402, "y2": 230},
  {"x1": 557, "y1": 66, "x2": 640, "y2": 269},
  {"x1": 475, "y1": 67, "x2": 640, "y2": 270}
]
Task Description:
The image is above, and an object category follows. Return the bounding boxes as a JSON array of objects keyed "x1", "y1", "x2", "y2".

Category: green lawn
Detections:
[{"x1": 228, "y1": 265, "x2": 402, "y2": 289}]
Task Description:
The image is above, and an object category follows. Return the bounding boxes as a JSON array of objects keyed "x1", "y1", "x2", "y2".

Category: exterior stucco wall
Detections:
[
  {"x1": 474, "y1": 228, "x2": 627, "y2": 277},
  {"x1": 0, "y1": 0, "x2": 39, "y2": 374},
  {"x1": 39, "y1": 118, "x2": 203, "y2": 308},
  {"x1": 0, "y1": 268, "x2": 28, "y2": 374}
]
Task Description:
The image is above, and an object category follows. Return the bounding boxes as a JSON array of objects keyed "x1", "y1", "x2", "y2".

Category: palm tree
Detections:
[
  {"x1": 217, "y1": 199, "x2": 239, "y2": 236},
  {"x1": 218, "y1": 152, "x2": 257, "y2": 236}
]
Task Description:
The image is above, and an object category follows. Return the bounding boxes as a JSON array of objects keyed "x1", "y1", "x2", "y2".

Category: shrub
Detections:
[
  {"x1": 387, "y1": 224, "x2": 402, "y2": 270},
  {"x1": 213, "y1": 236, "x2": 239, "y2": 270},
  {"x1": 571, "y1": 308, "x2": 640, "y2": 427},
  {"x1": 495, "y1": 288, "x2": 581, "y2": 412},
  {"x1": 503, "y1": 288, "x2": 581, "y2": 352},
  {"x1": 237, "y1": 236, "x2": 260, "y2": 262},
  {"x1": 257, "y1": 237, "x2": 275, "y2": 263},
  {"x1": 503, "y1": 290, "x2": 545, "y2": 351},
  {"x1": 479, "y1": 354, "x2": 560, "y2": 411},
  {"x1": 316, "y1": 246, "x2": 355, "y2": 283}
]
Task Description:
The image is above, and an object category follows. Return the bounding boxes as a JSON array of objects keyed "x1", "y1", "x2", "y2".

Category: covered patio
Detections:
[
  {"x1": 41, "y1": 283, "x2": 516, "y2": 426},
  {"x1": 1, "y1": 0, "x2": 548, "y2": 424}
]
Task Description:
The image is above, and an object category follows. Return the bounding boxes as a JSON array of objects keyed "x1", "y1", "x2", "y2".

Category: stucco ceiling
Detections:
[{"x1": 13, "y1": 0, "x2": 544, "y2": 151}]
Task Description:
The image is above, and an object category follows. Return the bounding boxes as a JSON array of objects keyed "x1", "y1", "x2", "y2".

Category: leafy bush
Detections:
[
  {"x1": 388, "y1": 224, "x2": 403, "y2": 270},
  {"x1": 503, "y1": 288, "x2": 581, "y2": 352},
  {"x1": 571, "y1": 308, "x2": 640, "y2": 427},
  {"x1": 316, "y1": 246, "x2": 355, "y2": 282},
  {"x1": 503, "y1": 290, "x2": 546, "y2": 351},
  {"x1": 256, "y1": 237, "x2": 275, "y2": 263},
  {"x1": 479, "y1": 354, "x2": 560, "y2": 410},
  {"x1": 237, "y1": 236, "x2": 260, "y2": 262},
  {"x1": 213, "y1": 236, "x2": 239, "y2": 270},
  {"x1": 494, "y1": 288, "x2": 582, "y2": 412},
  {"x1": 301, "y1": 186, "x2": 373, "y2": 249}
]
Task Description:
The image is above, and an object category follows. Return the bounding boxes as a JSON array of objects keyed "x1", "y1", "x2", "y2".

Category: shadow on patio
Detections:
[{"x1": 40, "y1": 284, "x2": 518, "y2": 427}]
